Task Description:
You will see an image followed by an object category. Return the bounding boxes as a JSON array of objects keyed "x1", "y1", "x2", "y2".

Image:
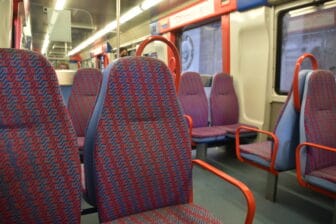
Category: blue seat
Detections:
[
  {"x1": 296, "y1": 70, "x2": 336, "y2": 222},
  {"x1": 0, "y1": 49, "x2": 81, "y2": 223},
  {"x1": 83, "y1": 56, "x2": 256, "y2": 223},
  {"x1": 297, "y1": 69, "x2": 336, "y2": 194},
  {"x1": 236, "y1": 54, "x2": 318, "y2": 201}
]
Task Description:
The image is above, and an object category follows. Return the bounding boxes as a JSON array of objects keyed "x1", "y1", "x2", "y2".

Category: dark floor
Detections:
[{"x1": 81, "y1": 146, "x2": 335, "y2": 224}]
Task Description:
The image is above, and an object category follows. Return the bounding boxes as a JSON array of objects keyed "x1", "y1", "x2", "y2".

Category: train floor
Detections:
[{"x1": 81, "y1": 146, "x2": 335, "y2": 224}]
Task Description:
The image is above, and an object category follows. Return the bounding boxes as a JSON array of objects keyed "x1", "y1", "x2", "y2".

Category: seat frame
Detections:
[{"x1": 235, "y1": 53, "x2": 318, "y2": 201}]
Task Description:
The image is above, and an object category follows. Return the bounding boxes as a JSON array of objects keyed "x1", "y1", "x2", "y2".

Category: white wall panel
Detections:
[
  {"x1": 0, "y1": 0, "x2": 13, "y2": 48},
  {"x1": 230, "y1": 7, "x2": 272, "y2": 129}
]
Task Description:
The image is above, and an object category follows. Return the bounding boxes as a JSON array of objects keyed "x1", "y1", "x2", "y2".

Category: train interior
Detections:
[{"x1": 1, "y1": 0, "x2": 336, "y2": 223}]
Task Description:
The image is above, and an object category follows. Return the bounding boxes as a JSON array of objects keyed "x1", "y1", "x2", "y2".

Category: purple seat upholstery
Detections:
[
  {"x1": 178, "y1": 72, "x2": 227, "y2": 143},
  {"x1": 298, "y1": 70, "x2": 336, "y2": 194},
  {"x1": 102, "y1": 204, "x2": 221, "y2": 223},
  {"x1": 84, "y1": 57, "x2": 222, "y2": 222},
  {"x1": 210, "y1": 73, "x2": 257, "y2": 137},
  {"x1": 0, "y1": 49, "x2": 81, "y2": 223},
  {"x1": 68, "y1": 68, "x2": 102, "y2": 150}
]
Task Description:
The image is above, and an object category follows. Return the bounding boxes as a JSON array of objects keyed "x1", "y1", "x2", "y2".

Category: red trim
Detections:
[
  {"x1": 292, "y1": 53, "x2": 318, "y2": 112},
  {"x1": 296, "y1": 142, "x2": 336, "y2": 199},
  {"x1": 165, "y1": 32, "x2": 177, "y2": 77},
  {"x1": 235, "y1": 126, "x2": 279, "y2": 175},
  {"x1": 103, "y1": 53, "x2": 109, "y2": 68},
  {"x1": 183, "y1": 115, "x2": 193, "y2": 140},
  {"x1": 214, "y1": 0, "x2": 237, "y2": 14},
  {"x1": 14, "y1": 18, "x2": 22, "y2": 49},
  {"x1": 193, "y1": 159, "x2": 256, "y2": 224},
  {"x1": 221, "y1": 14, "x2": 230, "y2": 74},
  {"x1": 136, "y1": 35, "x2": 181, "y2": 92},
  {"x1": 158, "y1": 0, "x2": 236, "y2": 34}
]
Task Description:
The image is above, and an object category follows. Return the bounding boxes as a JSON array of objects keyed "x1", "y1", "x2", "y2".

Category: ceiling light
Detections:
[
  {"x1": 41, "y1": 0, "x2": 67, "y2": 55},
  {"x1": 55, "y1": 0, "x2": 66, "y2": 10},
  {"x1": 68, "y1": 0, "x2": 163, "y2": 56},
  {"x1": 120, "y1": 6, "x2": 142, "y2": 24},
  {"x1": 141, "y1": 0, "x2": 164, "y2": 10}
]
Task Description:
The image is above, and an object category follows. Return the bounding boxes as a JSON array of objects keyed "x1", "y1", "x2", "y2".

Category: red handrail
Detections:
[
  {"x1": 296, "y1": 142, "x2": 336, "y2": 199},
  {"x1": 193, "y1": 159, "x2": 256, "y2": 224},
  {"x1": 136, "y1": 35, "x2": 181, "y2": 92},
  {"x1": 292, "y1": 53, "x2": 318, "y2": 112}
]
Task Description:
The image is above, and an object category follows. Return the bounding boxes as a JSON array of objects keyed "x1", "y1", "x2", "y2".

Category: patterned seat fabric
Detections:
[
  {"x1": 178, "y1": 72, "x2": 227, "y2": 142},
  {"x1": 102, "y1": 204, "x2": 222, "y2": 224},
  {"x1": 0, "y1": 49, "x2": 81, "y2": 223},
  {"x1": 210, "y1": 73, "x2": 257, "y2": 137},
  {"x1": 68, "y1": 68, "x2": 102, "y2": 150},
  {"x1": 84, "y1": 57, "x2": 221, "y2": 223},
  {"x1": 238, "y1": 70, "x2": 310, "y2": 171},
  {"x1": 299, "y1": 70, "x2": 336, "y2": 192}
]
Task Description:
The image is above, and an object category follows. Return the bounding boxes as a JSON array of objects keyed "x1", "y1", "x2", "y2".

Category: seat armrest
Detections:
[
  {"x1": 183, "y1": 114, "x2": 193, "y2": 138},
  {"x1": 295, "y1": 142, "x2": 336, "y2": 199},
  {"x1": 235, "y1": 126, "x2": 279, "y2": 172},
  {"x1": 192, "y1": 159, "x2": 256, "y2": 224}
]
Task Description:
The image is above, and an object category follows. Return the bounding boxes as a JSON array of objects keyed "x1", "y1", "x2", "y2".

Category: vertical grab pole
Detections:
[{"x1": 116, "y1": 0, "x2": 120, "y2": 58}]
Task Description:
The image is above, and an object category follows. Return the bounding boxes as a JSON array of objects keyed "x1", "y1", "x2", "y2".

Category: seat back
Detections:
[
  {"x1": 68, "y1": 68, "x2": 102, "y2": 138},
  {"x1": 299, "y1": 70, "x2": 336, "y2": 174},
  {"x1": 210, "y1": 73, "x2": 239, "y2": 126},
  {"x1": 178, "y1": 71, "x2": 209, "y2": 128},
  {"x1": 0, "y1": 49, "x2": 81, "y2": 223},
  {"x1": 272, "y1": 70, "x2": 311, "y2": 170},
  {"x1": 84, "y1": 57, "x2": 192, "y2": 222}
]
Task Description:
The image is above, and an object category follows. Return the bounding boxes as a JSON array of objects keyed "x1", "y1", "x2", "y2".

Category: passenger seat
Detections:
[{"x1": 67, "y1": 68, "x2": 102, "y2": 152}]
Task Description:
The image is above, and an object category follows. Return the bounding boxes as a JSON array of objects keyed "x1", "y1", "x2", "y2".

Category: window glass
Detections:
[
  {"x1": 277, "y1": 4, "x2": 336, "y2": 93},
  {"x1": 180, "y1": 21, "x2": 222, "y2": 75}
]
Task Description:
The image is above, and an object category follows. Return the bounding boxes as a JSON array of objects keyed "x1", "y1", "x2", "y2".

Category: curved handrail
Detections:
[
  {"x1": 193, "y1": 159, "x2": 256, "y2": 224},
  {"x1": 236, "y1": 126, "x2": 279, "y2": 175},
  {"x1": 292, "y1": 53, "x2": 318, "y2": 112},
  {"x1": 295, "y1": 142, "x2": 336, "y2": 199},
  {"x1": 136, "y1": 35, "x2": 181, "y2": 92}
]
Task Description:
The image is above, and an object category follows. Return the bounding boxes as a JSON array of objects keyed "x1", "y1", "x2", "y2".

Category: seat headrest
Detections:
[{"x1": 179, "y1": 71, "x2": 204, "y2": 95}]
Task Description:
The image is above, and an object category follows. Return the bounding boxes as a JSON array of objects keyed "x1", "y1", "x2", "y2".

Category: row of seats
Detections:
[
  {"x1": 0, "y1": 49, "x2": 256, "y2": 223},
  {"x1": 235, "y1": 54, "x2": 336, "y2": 221},
  {"x1": 178, "y1": 71, "x2": 257, "y2": 159},
  {"x1": 69, "y1": 54, "x2": 336, "y2": 220}
]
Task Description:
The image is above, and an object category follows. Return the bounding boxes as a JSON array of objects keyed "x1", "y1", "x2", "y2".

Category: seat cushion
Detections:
[
  {"x1": 192, "y1": 126, "x2": 227, "y2": 138},
  {"x1": 216, "y1": 123, "x2": 258, "y2": 136},
  {"x1": 309, "y1": 165, "x2": 336, "y2": 183},
  {"x1": 240, "y1": 141, "x2": 272, "y2": 161},
  {"x1": 103, "y1": 204, "x2": 222, "y2": 224}
]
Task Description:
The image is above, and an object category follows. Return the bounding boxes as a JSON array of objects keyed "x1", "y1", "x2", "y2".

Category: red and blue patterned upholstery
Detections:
[
  {"x1": 83, "y1": 57, "x2": 223, "y2": 223},
  {"x1": 298, "y1": 70, "x2": 336, "y2": 193},
  {"x1": 68, "y1": 68, "x2": 102, "y2": 150},
  {"x1": 210, "y1": 73, "x2": 257, "y2": 137},
  {"x1": 102, "y1": 204, "x2": 221, "y2": 223},
  {"x1": 0, "y1": 49, "x2": 81, "y2": 223},
  {"x1": 179, "y1": 72, "x2": 209, "y2": 128},
  {"x1": 178, "y1": 72, "x2": 227, "y2": 143}
]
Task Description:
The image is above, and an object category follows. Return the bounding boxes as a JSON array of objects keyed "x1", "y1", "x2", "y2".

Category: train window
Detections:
[
  {"x1": 276, "y1": 3, "x2": 336, "y2": 94},
  {"x1": 180, "y1": 21, "x2": 222, "y2": 75}
]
